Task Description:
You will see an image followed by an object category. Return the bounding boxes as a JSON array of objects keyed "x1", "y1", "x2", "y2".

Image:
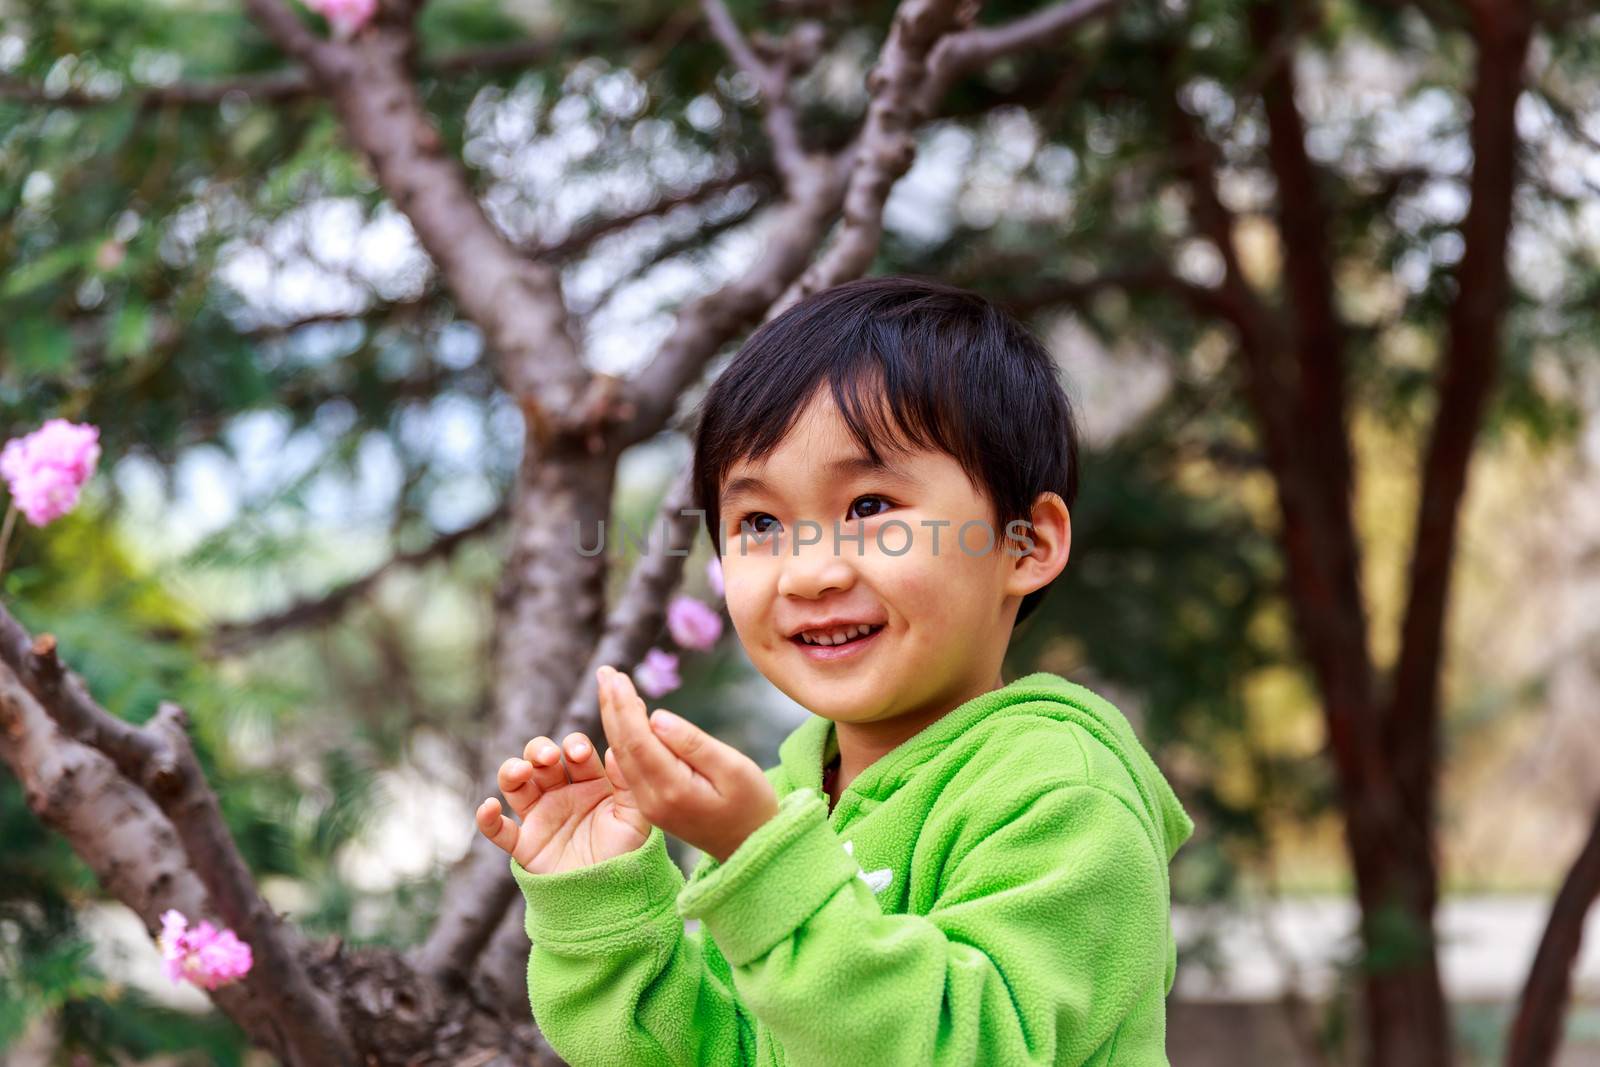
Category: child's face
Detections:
[{"x1": 716, "y1": 386, "x2": 1046, "y2": 727}]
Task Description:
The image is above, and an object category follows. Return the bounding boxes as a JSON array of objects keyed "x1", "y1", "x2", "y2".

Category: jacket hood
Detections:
[{"x1": 775, "y1": 670, "x2": 1195, "y2": 863}]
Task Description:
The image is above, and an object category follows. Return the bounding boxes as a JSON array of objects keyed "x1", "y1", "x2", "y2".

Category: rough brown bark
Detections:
[
  {"x1": 0, "y1": 666, "x2": 292, "y2": 1060},
  {"x1": 0, "y1": 605, "x2": 565, "y2": 1065}
]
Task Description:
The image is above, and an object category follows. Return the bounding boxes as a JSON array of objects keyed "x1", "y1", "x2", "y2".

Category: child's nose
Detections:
[{"x1": 775, "y1": 530, "x2": 859, "y2": 600}]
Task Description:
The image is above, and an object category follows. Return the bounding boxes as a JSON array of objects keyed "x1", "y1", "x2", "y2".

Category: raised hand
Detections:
[
  {"x1": 596, "y1": 664, "x2": 779, "y2": 864},
  {"x1": 475, "y1": 677, "x2": 653, "y2": 874}
]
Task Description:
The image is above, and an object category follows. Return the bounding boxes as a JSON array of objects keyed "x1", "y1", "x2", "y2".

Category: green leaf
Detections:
[
  {"x1": 4, "y1": 318, "x2": 74, "y2": 373},
  {"x1": 108, "y1": 296, "x2": 152, "y2": 362},
  {"x1": 2, "y1": 244, "x2": 82, "y2": 299}
]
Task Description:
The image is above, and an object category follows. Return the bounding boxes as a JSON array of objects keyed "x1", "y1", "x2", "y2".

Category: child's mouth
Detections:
[{"x1": 790, "y1": 624, "x2": 885, "y2": 663}]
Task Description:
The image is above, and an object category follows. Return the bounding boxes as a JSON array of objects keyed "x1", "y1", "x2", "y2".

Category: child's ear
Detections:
[{"x1": 1004, "y1": 491, "x2": 1070, "y2": 598}]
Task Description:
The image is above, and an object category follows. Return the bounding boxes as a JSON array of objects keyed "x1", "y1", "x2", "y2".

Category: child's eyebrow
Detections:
[{"x1": 721, "y1": 454, "x2": 916, "y2": 508}]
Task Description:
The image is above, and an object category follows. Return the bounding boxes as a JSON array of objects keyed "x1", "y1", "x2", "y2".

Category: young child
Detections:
[{"x1": 474, "y1": 275, "x2": 1195, "y2": 1065}]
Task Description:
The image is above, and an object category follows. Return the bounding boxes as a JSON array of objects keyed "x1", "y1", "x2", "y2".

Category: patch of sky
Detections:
[
  {"x1": 685, "y1": 93, "x2": 722, "y2": 133},
  {"x1": 0, "y1": 33, "x2": 24, "y2": 72},
  {"x1": 885, "y1": 123, "x2": 970, "y2": 247},
  {"x1": 435, "y1": 321, "x2": 483, "y2": 371},
  {"x1": 593, "y1": 67, "x2": 647, "y2": 120}
]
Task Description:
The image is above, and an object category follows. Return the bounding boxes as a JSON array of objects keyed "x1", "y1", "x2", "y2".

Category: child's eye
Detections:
[
  {"x1": 847, "y1": 495, "x2": 894, "y2": 521},
  {"x1": 737, "y1": 512, "x2": 780, "y2": 535}
]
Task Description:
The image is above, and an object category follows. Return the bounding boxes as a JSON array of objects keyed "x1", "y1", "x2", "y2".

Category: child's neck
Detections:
[{"x1": 826, "y1": 669, "x2": 1006, "y2": 804}]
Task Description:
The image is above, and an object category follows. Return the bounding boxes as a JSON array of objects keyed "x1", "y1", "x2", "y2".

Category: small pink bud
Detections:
[
  {"x1": 94, "y1": 239, "x2": 126, "y2": 272},
  {"x1": 634, "y1": 648, "x2": 681, "y2": 698}
]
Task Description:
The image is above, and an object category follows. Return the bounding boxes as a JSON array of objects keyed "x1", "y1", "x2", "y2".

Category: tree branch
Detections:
[
  {"x1": 204, "y1": 502, "x2": 508, "y2": 655},
  {"x1": 529, "y1": 163, "x2": 778, "y2": 264},
  {"x1": 1507, "y1": 792, "x2": 1600, "y2": 1067},
  {"x1": 613, "y1": 0, "x2": 1101, "y2": 445},
  {"x1": 1384, "y1": 0, "x2": 1535, "y2": 858},
  {"x1": 0, "y1": 6, "x2": 796, "y2": 111},
  {"x1": 0, "y1": 70, "x2": 312, "y2": 108},
  {"x1": 444, "y1": 469, "x2": 705, "y2": 1008},
  {"x1": 1166, "y1": 81, "x2": 1294, "y2": 405},
  {"x1": 998, "y1": 262, "x2": 1238, "y2": 321},
  {"x1": 912, "y1": 0, "x2": 1122, "y2": 117},
  {"x1": 242, "y1": 0, "x2": 589, "y2": 429},
  {"x1": 0, "y1": 665, "x2": 293, "y2": 1058},
  {"x1": 606, "y1": 5, "x2": 855, "y2": 445},
  {"x1": 1251, "y1": 0, "x2": 1355, "y2": 498},
  {"x1": 700, "y1": 0, "x2": 822, "y2": 184},
  {"x1": 0, "y1": 603, "x2": 354, "y2": 1067},
  {"x1": 778, "y1": 0, "x2": 979, "y2": 308},
  {"x1": 1247, "y1": 2, "x2": 1394, "y2": 854}
]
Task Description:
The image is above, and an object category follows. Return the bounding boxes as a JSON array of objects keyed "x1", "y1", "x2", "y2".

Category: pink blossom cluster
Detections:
[
  {"x1": 632, "y1": 557, "x2": 727, "y2": 698},
  {"x1": 302, "y1": 0, "x2": 377, "y2": 37},
  {"x1": 0, "y1": 419, "x2": 101, "y2": 527},
  {"x1": 158, "y1": 909, "x2": 254, "y2": 991}
]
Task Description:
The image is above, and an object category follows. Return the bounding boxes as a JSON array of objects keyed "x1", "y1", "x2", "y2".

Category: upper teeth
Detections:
[{"x1": 800, "y1": 624, "x2": 879, "y2": 645}]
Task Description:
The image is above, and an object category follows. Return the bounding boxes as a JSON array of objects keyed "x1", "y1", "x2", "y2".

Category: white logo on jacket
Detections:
[{"x1": 843, "y1": 839, "x2": 893, "y2": 895}]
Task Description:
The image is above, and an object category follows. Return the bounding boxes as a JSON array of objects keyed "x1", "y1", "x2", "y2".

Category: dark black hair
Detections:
[{"x1": 691, "y1": 274, "x2": 1079, "y2": 627}]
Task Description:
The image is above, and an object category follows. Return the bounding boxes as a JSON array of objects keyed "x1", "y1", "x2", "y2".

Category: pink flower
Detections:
[
  {"x1": 706, "y1": 556, "x2": 724, "y2": 598},
  {"x1": 667, "y1": 595, "x2": 723, "y2": 651},
  {"x1": 303, "y1": 0, "x2": 377, "y2": 37},
  {"x1": 633, "y1": 648, "x2": 681, "y2": 699},
  {"x1": 0, "y1": 419, "x2": 101, "y2": 527},
  {"x1": 157, "y1": 909, "x2": 253, "y2": 991}
]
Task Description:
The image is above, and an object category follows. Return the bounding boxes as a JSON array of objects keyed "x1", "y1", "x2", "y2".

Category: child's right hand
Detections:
[{"x1": 475, "y1": 719, "x2": 652, "y2": 875}]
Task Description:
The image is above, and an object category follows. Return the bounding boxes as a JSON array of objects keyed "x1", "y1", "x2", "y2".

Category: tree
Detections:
[
  {"x1": 2, "y1": 0, "x2": 1596, "y2": 1063},
  {"x1": 1, "y1": 0, "x2": 1132, "y2": 1062}
]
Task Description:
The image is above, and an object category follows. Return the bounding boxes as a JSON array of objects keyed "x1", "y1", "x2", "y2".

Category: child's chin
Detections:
[{"x1": 793, "y1": 684, "x2": 886, "y2": 722}]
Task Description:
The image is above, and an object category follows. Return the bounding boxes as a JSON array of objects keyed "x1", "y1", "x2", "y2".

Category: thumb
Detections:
[
  {"x1": 603, "y1": 746, "x2": 644, "y2": 818},
  {"x1": 647, "y1": 708, "x2": 745, "y2": 785}
]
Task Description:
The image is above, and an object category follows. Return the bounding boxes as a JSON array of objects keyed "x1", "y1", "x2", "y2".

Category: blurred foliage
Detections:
[{"x1": 2, "y1": 0, "x2": 1597, "y2": 1060}]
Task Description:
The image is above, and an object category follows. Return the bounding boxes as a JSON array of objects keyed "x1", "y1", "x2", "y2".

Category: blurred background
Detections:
[{"x1": 1, "y1": 0, "x2": 1598, "y2": 1063}]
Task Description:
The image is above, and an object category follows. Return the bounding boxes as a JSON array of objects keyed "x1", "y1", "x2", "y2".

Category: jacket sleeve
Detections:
[
  {"x1": 509, "y1": 824, "x2": 756, "y2": 1067},
  {"x1": 674, "y1": 782, "x2": 1170, "y2": 1066}
]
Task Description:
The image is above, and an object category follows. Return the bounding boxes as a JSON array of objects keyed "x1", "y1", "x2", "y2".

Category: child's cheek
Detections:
[
  {"x1": 720, "y1": 570, "x2": 762, "y2": 640},
  {"x1": 865, "y1": 554, "x2": 946, "y2": 625}
]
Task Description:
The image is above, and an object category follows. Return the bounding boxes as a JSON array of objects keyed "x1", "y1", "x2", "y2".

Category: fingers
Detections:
[
  {"x1": 475, "y1": 797, "x2": 519, "y2": 855},
  {"x1": 561, "y1": 731, "x2": 604, "y2": 783},
  {"x1": 496, "y1": 754, "x2": 546, "y2": 820},
  {"x1": 603, "y1": 746, "x2": 644, "y2": 821},
  {"x1": 646, "y1": 708, "x2": 738, "y2": 793},
  {"x1": 596, "y1": 667, "x2": 628, "y2": 778},
  {"x1": 596, "y1": 665, "x2": 623, "y2": 755},
  {"x1": 494, "y1": 730, "x2": 603, "y2": 822},
  {"x1": 599, "y1": 667, "x2": 693, "y2": 807},
  {"x1": 594, "y1": 668, "x2": 652, "y2": 818},
  {"x1": 522, "y1": 735, "x2": 570, "y2": 792}
]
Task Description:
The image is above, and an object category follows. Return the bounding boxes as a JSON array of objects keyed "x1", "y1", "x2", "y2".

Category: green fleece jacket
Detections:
[{"x1": 508, "y1": 671, "x2": 1195, "y2": 1066}]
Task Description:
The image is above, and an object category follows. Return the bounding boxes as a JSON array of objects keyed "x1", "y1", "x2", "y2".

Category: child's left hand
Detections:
[{"x1": 595, "y1": 664, "x2": 779, "y2": 864}]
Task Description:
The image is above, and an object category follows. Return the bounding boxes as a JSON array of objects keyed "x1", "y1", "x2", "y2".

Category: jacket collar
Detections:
[
  {"x1": 775, "y1": 671, "x2": 1065, "y2": 801},
  {"x1": 772, "y1": 670, "x2": 1195, "y2": 861}
]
